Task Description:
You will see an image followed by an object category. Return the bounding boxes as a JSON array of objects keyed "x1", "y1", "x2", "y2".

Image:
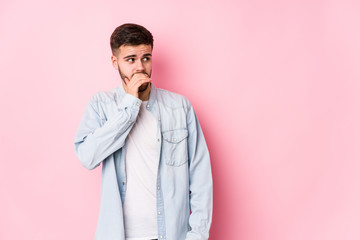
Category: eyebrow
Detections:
[
  {"x1": 123, "y1": 53, "x2": 152, "y2": 59},
  {"x1": 123, "y1": 54, "x2": 136, "y2": 59}
]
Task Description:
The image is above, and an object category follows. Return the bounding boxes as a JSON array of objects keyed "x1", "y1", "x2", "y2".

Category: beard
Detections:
[
  {"x1": 138, "y1": 82, "x2": 149, "y2": 92},
  {"x1": 117, "y1": 64, "x2": 151, "y2": 92}
]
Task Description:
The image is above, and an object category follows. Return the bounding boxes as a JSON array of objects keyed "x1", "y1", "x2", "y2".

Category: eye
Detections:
[
  {"x1": 127, "y1": 58, "x2": 135, "y2": 62},
  {"x1": 143, "y1": 57, "x2": 151, "y2": 62}
]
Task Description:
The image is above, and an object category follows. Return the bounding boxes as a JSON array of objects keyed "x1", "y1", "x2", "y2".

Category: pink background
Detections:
[{"x1": 1, "y1": 0, "x2": 360, "y2": 239}]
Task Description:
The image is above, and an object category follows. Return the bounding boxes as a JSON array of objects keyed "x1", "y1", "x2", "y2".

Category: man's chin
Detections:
[{"x1": 138, "y1": 82, "x2": 149, "y2": 92}]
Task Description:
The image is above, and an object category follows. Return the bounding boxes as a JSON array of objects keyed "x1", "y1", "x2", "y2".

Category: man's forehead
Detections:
[{"x1": 118, "y1": 44, "x2": 152, "y2": 56}]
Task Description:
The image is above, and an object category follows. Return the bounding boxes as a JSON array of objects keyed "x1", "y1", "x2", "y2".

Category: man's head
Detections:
[
  {"x1": 110, "y1": 23, "x2": 153, "y2": 56},
  {"x1": 110, "y1": 24, "x2": 154, "y2": 92}
]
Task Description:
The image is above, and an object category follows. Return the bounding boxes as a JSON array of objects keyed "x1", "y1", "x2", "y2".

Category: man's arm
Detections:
[
  {"x1": 185, "y1": 104, "x2": 213, "y2": 240},
  {"x1": 74, "y1": 93, "x2": 141, "y2": 170}
]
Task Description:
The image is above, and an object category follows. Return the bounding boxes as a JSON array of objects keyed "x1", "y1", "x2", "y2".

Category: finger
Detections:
[
  {"x1": 131, "y1": 79, "x2": 150, "y2": 90},
  {"x1": 132, "y1": 72, "x2": 149, "y2": 78},
  {"x1": 124, "y1": 77, "x2": 130, "y2": 85},
  {"x1": 140, "y1": 77, "x2": 151, "y2": 83},
  {"x1": 133, "y1": 79, "x2": 146, "y2": 88},
  {"x1": 129, "y1": 76, "x2": 151, "y2": 88},
  {"x1": 131, "y1": 73, "x2": 150, "y2": 80}
]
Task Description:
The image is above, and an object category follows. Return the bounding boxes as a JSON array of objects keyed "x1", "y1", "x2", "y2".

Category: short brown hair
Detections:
[{"x1": 110, "y1": 23, "x2": 154, "y2": 55}]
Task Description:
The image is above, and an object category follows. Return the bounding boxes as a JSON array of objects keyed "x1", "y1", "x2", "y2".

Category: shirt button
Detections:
[
  {"x1": 136, "y1": 102, "x2": 140, "y2": 106},
  {"x1": 122, "y1": 182, "x2": 125, "y2": 185},
  {"x1": 173, "y1": 138, "x2": 176, "y2": 142},
  {"x1": 158, "y1": 211, "x2": 161, "y2": 215},
  {"x1": 160, "y1": 236, "x2": 163, "y2": 239},
  {"x1": 147, "y1": 104, "x2": 150, "y2": 108},
  {"x1": 158, "y1": 118, "x2": 161, "y2": 121},
  {"x1": 157, "y1": 186, "x2": 160, "y2": 190},
  {"x1": 128, "y1": 121, "x2": 132, "y2": 124}
]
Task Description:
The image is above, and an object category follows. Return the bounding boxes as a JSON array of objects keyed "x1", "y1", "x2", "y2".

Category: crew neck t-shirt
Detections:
[{"x1": 123, "y1": 100, "x2": 159, "y2": 240}]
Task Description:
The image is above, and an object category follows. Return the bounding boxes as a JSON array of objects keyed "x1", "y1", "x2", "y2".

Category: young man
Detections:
[{"x1": 74, "y1": 23, "x2": 213, "y2": 240}]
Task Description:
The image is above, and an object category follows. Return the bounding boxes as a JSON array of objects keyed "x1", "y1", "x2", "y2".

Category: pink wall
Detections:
[{"x1": 1, "y1": 0, "x2": 359, "y2": 239}]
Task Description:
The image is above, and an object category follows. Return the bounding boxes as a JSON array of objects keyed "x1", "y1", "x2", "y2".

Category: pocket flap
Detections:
[{"x1": 162, "y1": 129, "x2": 188, "y2": 143}]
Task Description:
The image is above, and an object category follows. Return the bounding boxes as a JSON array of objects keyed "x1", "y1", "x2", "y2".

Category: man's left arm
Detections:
[{"x1": 185, "y1": 103, "x2": 213, "y2": 240}]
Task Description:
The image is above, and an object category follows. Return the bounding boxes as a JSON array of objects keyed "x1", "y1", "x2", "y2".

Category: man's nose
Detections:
[{"x1": 135, "y1": 59, "x2": 145, "y2": 71}]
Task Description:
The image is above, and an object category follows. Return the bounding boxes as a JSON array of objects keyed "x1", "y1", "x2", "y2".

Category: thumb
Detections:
[{"x1": 123, "y1": 77, "x2": 130, "y2": 85}]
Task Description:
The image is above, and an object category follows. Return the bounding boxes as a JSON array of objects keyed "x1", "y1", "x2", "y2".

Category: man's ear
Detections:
[{"x1": 111, "y1": 55, "x2": 118, "y2": 70}]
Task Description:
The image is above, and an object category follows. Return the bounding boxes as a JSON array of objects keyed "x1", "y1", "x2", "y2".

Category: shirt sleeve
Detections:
[
  {"x1": 185, "y1": 104, "x2": 213, "y2": 240},
  {"x1": 74, "y1": 93, "x2": 141, "y2": 170}
]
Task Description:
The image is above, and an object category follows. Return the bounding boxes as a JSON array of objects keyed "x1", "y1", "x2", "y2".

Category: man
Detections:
[{"x1": 74, "y1": 23, "x2": 212, "y2": 240}]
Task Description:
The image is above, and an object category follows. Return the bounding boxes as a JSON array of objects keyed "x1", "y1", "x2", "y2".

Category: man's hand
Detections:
[{"x1": 122, "y1": 73, "x2": 151, "y2": 98}]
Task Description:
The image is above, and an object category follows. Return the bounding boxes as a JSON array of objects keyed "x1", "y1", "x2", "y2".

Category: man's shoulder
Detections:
[
  {"x1": 89, "y1": 87, "x2": 119, "y2": 104},
  {"x1": 156, "y1": 88, "x2": 191, "y2": 109}
]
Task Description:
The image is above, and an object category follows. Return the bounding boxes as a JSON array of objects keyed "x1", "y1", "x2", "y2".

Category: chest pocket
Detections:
[{"x1": 162, "y1": 129, "x2": 188, "y2": 166}]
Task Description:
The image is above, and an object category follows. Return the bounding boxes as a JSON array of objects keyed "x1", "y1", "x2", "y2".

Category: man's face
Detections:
[{"x1": 112, "y1": 44, "x2": 152, "y2": 92}]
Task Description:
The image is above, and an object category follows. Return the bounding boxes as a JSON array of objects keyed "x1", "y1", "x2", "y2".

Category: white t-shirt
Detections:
[{"x1": 123, "y1": 100, "x2": 159, "y2": 240}]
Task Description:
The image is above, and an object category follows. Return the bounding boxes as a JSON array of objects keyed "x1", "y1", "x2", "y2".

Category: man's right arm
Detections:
[{"x1": 74, "y1": 93, "x2": 141, "y2": 170}]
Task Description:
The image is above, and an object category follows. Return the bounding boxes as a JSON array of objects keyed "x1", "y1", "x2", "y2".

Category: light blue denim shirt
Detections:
[{"x1": 74, "y1": 84, "x2": 213, "y2": 240}]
